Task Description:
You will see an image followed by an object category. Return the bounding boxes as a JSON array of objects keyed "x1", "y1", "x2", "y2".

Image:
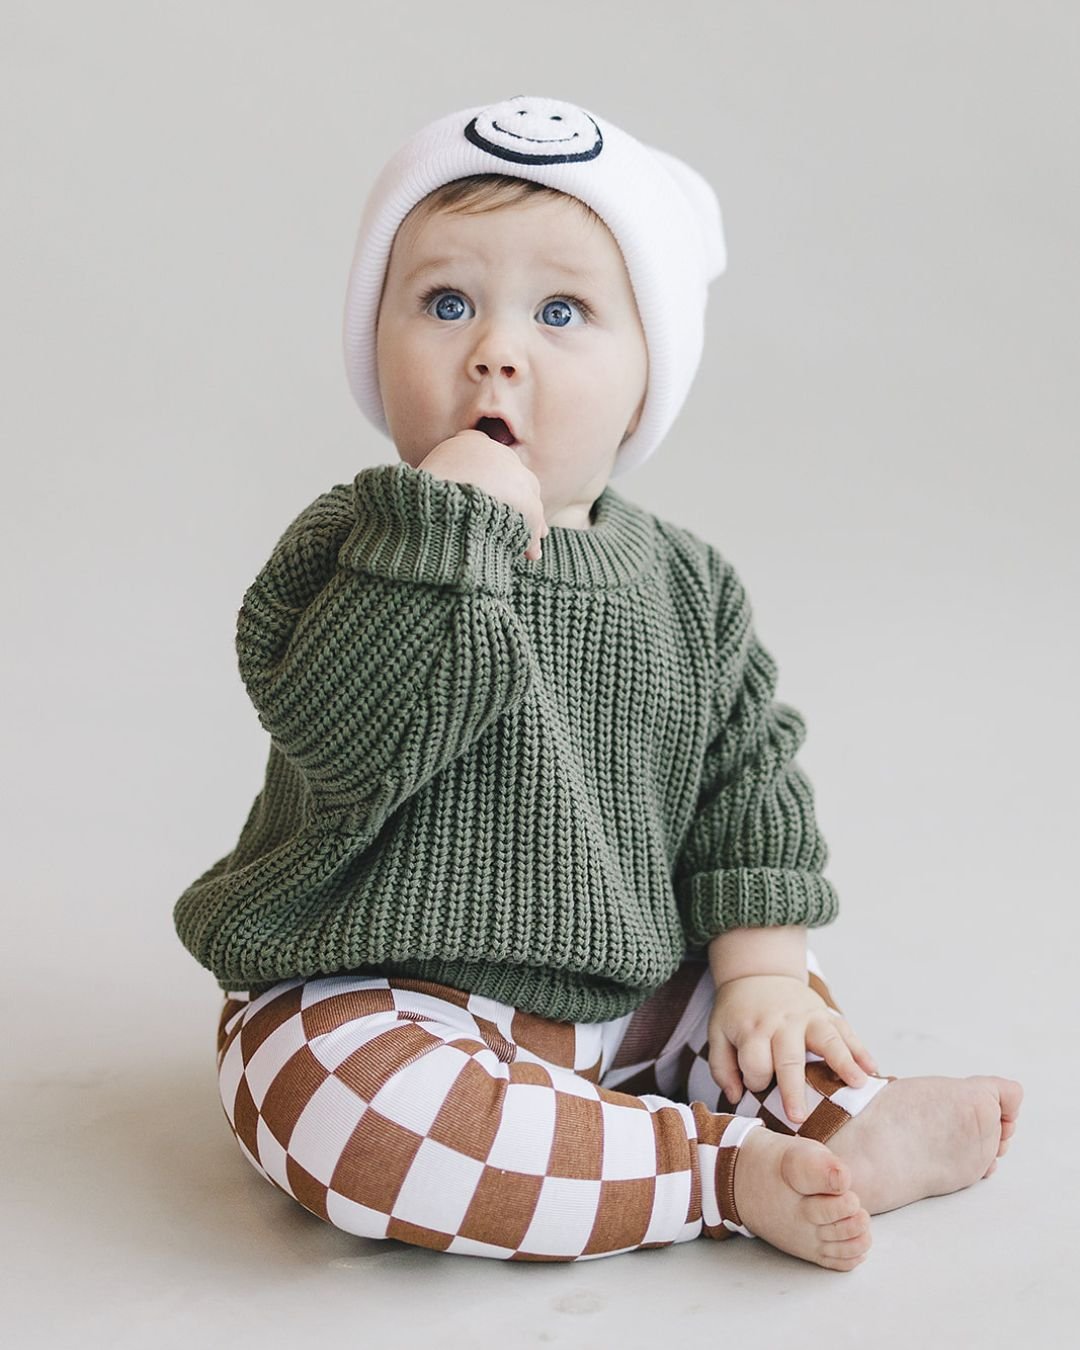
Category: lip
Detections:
[{"x1": 471, "y1": 410, "x2": 521, "y2": 445}]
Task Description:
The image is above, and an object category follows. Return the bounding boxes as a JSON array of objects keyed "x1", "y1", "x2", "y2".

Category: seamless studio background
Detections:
[{"x1": 2, "y1": 2, "x2": 1075, "y2": 1347}]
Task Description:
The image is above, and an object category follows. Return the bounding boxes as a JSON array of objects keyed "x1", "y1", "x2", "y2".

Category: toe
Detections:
[
  {"x1": 821, "y1": 1210, "x2": 871, "y2": 1240},
  {"x1": 997, "y1": 1077, "x2": 1024, "y2": 1121},
  {"x1": 983, "y1": 1159, "x2": 998, "y2": 1178},
  {"x1": 971, "y1": 1084, "x2": 1007, "y2": 1172},
  {"x1": 782, "y1": 1137, "x2": 850, "y2": 1196},
  {"x1": 822, "y1": 1255, "x2": 868, "y2": 1272},
  {"x1": 802, "y1": 1191, "x2": 862, "y2": 1225},
  {"x1": 821, "y1": 1231, "x2": 872, "y2": 1261}
]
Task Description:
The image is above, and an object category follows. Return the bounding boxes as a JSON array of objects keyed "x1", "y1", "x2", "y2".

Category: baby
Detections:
[{"x1": 174, "y1": 95, "x2": 1022, "y2": 1268}]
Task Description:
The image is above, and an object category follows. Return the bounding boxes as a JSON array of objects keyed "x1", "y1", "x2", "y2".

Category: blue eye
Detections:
[
  {"x1": 539, "y1": 298, "x2": 584, "y2": 327},
  {"x1": 418, "y1": 284, "x2": 593, "y2": 324},
  {"x1": 420, "y1": 287, "x2": 471, "y2": 321}
]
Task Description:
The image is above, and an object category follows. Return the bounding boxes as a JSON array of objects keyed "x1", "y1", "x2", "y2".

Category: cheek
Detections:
[
  {"x1": 556, "y1": 345, "x2": 641, "y2": 420},
  {"x1": 381, "y1": 334, "x2": 443, "y2": 406}
]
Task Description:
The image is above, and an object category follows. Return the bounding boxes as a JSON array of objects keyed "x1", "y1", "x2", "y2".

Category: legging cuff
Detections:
[{"x1": 691, "y1": 1105, "x2": 765, "y2": 1240}]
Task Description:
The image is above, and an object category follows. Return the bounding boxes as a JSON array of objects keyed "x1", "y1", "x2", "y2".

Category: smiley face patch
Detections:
[{"x1": 464, "y1": 95, "x2": 603, "y2": 166}]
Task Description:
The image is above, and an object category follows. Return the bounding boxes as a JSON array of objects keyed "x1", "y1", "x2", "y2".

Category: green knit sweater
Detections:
[{"x1": 172, "y1": 461, "x2": 838, "y2": 1021}]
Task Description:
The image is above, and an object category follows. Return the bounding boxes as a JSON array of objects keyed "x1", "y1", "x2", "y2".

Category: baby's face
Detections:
[{"x1": 375, "y1": 192, "x2": 648, "y2": 524}]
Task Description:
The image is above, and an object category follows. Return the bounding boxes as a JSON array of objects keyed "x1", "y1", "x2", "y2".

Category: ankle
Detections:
[{"x1": 728, "y1": 1120, "x2": 770, "y2": 1233}]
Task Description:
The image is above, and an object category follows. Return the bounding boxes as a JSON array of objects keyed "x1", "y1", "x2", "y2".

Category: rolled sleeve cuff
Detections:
[
  {"x1": 678, "y1": 868, "x2": 839, "y2": 949},
  {"x1": 341, "y1": 462, "x2": 531, "y2": 594}
]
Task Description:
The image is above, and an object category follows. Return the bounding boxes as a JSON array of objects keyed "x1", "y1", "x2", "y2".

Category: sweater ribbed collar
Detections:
[{"x1": 510, "y1": 483, "x2": 656, "y2": 588}]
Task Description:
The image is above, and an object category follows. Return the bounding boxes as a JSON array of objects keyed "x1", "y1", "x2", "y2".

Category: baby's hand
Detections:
[
  {"x1": 420, "y1": 431, "x2": 549, "y2": 561},
  {"x1": 707, "y1": 975, "x2": 880, "y2": 1123}
]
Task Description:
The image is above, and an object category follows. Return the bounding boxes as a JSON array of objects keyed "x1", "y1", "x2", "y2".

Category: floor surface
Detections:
[{"x1": 4, "y1": 928, "x2": 1071, "y2": 1350}]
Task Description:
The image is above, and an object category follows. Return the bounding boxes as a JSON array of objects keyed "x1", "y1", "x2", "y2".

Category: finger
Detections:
[
  {"x1": 707, "y1": 1034, "x2": 744, "y2": 1103},
  {"x1": 737, "y1": 1036, "x2": 777, "y2": 1096},
  {"x1": 840, "y1": 1026, "x2": 881, "y2": 1075},
  {"x1": 772, "y1": 1024, "x2": 811, "y2": 1123},
  {"x1": 811, "y1": 1022, "x2": 869, "y2": 1088},
  {"x1": 827, "y1": 1015, "x2": 880, "y2": 1077}
]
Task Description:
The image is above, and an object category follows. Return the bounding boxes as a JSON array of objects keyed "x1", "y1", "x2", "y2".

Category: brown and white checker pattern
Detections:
[{"x1": 215, "y1": 949, "x2": 894, "y2": 1262}]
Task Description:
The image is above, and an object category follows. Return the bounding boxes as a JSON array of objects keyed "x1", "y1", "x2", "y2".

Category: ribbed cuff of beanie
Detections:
[
  {"x1": 678, "y1": 868, "x2": 839, "y2": 947},
  {"x1": 340, "y1": 462, "x2": 532, "y2": 593}
]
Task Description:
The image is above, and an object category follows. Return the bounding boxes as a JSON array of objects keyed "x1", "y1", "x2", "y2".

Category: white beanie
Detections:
[{"x1": 342, "y1": 93, "x2": 727, "y2": 479}]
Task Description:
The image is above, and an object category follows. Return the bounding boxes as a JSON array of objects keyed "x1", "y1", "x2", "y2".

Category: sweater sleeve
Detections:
[
  {"x1": 672, "y1": 551, "x2": 840, "y2": 947},
  {"x1": 235, "y1": 461, "x2": 536, "y2": 831}
]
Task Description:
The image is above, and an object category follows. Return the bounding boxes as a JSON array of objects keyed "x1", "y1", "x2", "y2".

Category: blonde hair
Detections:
[{"x1": 404, "y1": 172, "x2": 602, "y2": 229}]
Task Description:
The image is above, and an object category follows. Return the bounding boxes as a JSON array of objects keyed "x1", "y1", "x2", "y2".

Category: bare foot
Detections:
[
  {"x1": 826, "y1": 1074, "x2": 1024, "y2": 1215},
  {"x1": 732, "y1": 1126, "x2": 872, "y2": 1272}
]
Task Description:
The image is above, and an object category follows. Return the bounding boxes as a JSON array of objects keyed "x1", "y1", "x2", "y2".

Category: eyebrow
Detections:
[{"x1": 403, "y1": 256, "x2": 599, "y2": 286}]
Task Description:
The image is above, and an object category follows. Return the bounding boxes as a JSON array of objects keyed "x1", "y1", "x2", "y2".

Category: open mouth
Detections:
[{"x1": 474, "y1": 416, "x2": 518, "y2": 447}]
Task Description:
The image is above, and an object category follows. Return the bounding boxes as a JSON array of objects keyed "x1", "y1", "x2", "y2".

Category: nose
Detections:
[
  {"x1": 474, "y1": 359, "x2": 517, "y2": 379},
  {"x1": 468, "y1": 315, "x2": 524, "y2": 382}
]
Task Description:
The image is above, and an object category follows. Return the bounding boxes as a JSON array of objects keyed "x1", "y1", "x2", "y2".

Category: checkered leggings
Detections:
[{"x1": 215, "y1": 947, "x2": 893, "y2": 1262}]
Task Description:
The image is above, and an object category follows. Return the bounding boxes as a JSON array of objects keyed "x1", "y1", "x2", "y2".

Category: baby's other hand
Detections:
[{"x1": 707, "y1": 975, "x2": 880, "y2": 1124}]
